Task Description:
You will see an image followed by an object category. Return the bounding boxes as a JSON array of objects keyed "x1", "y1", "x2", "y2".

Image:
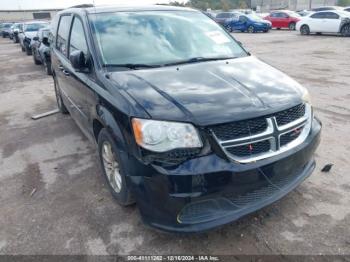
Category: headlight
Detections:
[
  {"x1": 132, "y1": 118, "x2": 202, "y2": 152},
  {"x1": 302, "y1": 88, "x2": 312, "y2": 104}
]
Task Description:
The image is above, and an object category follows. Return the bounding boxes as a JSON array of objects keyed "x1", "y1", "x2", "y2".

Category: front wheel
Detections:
[
  {"x1": 247, "y1": 26, "x2": 255, "y2": 33},
  {"x1": 44, "y1": 60, "x2": 52, "y2": 75},
  {"x1": 341, "y1": 24, "x2": 350, "y2": 37},
  {"x1": 32, "y1": 49, "x2": 41, "y2": 65},
  {"x1": 300, "y1": 25, "x2": 310, "y2": 35},
  {"x1": 226, "y1": 25, "x2": 232, "y2": 32},
  {"x1": 98, "y1": 129, "x2": 135, "y2": 206},
  {"x1": 289, "y1": 22, "x2": 296, "y2": 30},
  {"x1": 25, "y1": 45, "x2": 32, "y2": 56}
]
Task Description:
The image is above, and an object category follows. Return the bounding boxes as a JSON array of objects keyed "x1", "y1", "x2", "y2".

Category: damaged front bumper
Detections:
[{"x1": 126, "y1": 118, "x2": 321, "y2": 233}]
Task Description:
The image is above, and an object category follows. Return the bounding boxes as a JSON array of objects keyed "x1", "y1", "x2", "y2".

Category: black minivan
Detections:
[{"x1": 50, "y1": 5, "x2": 321, "y2": 232}]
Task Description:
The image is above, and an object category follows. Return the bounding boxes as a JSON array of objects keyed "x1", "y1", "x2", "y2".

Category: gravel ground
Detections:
[{"x1": 0, "y1": 30, "x2": 349, "y2": 256}]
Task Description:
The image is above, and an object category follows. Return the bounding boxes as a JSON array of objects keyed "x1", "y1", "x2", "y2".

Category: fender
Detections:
[{"x1": 96, "y1": 104, "x2": 127, "y2": 153}]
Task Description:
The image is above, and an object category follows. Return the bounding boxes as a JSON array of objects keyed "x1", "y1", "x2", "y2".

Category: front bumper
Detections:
[{"x1": 127, "y1": 118, "x2": 321, "y2": 233}]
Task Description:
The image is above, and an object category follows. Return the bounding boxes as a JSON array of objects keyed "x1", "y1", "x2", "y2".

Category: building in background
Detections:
[
  {"x1": 0, "y1": 9, "x2": 61, "y2": 22},
  {"x1": 251, "y1": 0, "x2": 337, "y2": 11}
]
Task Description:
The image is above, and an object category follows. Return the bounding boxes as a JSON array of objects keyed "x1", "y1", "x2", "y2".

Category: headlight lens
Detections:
[
  {"x1": 302, "y1": 89, "x2": 312, "y2": 104},
  {"x1": 132, "y1": 118, "x2": 203, "y2": 152}
]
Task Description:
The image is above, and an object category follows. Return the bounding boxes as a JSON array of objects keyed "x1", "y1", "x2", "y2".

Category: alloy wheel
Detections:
[
  {"x1": 341, "y1": 24, "x2": 350, "y2": 37},
  {"x1": 101, "y1": 142, "x2": 122, "y2": 193},
  {"x1": 248, "y1": 26, "x2": 254, "y2": 33},
  {"x1": 300, "y1": 25, "x2": 310, "y2": 35},
  {"x1": 289, "y1": 23, "x2": 296, "y2": 30}
]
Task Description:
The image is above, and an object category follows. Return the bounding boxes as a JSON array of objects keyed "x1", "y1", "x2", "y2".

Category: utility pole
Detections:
[{"x1": 309, "y1": 0, "x2": 312, "y2": 10}]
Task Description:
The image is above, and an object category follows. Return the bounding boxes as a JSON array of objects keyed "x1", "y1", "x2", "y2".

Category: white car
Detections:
[{"x1": 296, "y1": 10, "x2": 350, "y2": 36}]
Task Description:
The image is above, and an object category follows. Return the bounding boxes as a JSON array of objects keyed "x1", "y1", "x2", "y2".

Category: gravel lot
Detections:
[{"x1": 0, "y1": 30, "x2": 349, "y2": 256}]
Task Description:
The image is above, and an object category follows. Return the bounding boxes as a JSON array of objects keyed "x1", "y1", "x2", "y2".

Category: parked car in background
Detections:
[
  {"x1": 296, "y1": 10, "x2": 350, "y2": 36},
  {"x1": 311, "y1": 6, "x2": 344, "y2": 12},
  {"x1": 264, "y1": 10, "x2": 301, "y2": 30},
  {"x1": 225, "y1": 13, "x2": 272, "y2": 33},
  {"x1": 31, "y1": 28, "x2": 52, "y2": 75},
  {"x1": 19, "y1": 21, "x2": 49, "y2": 55},
  {"x1": 215, "y1": 12, "x2": 239, "y2": 25},
  {"x1": 297, "y1": 10, "x2": 313, "y2": 16},
  {"x1": 51, "y1": 5, "x2": 321, "y2": 233},
  {"x1": 1, "y1": 23, "x2": 14, "y2": 38},
  {"x1": 344, "y1": 6, "x2": 350, "y2": 12},
  {"x1": 9, "y1": 23, "x2": 23, "y2": 43}
]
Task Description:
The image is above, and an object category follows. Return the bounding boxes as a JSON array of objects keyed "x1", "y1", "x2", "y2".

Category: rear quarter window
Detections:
[{"x1": 56, "y1": 15, "x2": 72, "y2": 57}]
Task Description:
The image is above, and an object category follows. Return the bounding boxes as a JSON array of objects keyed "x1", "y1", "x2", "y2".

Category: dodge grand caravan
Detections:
[{"x1": 50, "y1": 5, "x2": 321, "y2": 232}]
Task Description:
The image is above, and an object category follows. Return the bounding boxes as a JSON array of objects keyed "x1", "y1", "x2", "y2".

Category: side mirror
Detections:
[
  {"x1": 69, "y1": 50, "x2": 89, "y2": 72},
  {"x1": 33, "y1": 36, "x2": 39, "y2": 41}
]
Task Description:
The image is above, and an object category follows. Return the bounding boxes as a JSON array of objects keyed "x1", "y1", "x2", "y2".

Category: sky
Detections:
[{"x1": 0, "y1": 0, "x2": 179, "y2": 10}]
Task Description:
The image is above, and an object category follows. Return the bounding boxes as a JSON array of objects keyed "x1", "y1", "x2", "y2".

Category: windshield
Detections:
[
  {"x1": 89, "y1": 11, "x2": 247, "y2": 66},
  {"x1": 24, "y1": 23, "x2": 48, "y2": 32}
]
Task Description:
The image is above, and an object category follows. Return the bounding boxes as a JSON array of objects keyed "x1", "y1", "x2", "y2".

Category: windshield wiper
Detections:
[
  {"x1": 162, "y1": 56, "x2": 237, "y2": 67},
  {"x1": 103, "y1": 63, "x2": 161, "y2": 69}
]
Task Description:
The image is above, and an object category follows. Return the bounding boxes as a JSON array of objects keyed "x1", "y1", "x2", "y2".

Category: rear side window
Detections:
[
  {"x1": 69, "y1": 17, "x2": 88, "y2": 56},
  {"x1": 325, "y1": 12, "x2": 339, "y2": 19},
  {"x1": 311, "y1": 13, "x2": 325, "y2": 19},
  {"x1": 56, "y1": 15, "x2": 71, "y2": 57}
]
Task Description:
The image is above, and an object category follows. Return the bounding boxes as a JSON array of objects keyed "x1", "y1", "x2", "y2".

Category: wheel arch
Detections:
[
  {"x1": 94, "y1": 105, "x2": 127, "y2": 152},
  {"x1": 340, "y1": 21, "x2": 350, "y2": 34}
]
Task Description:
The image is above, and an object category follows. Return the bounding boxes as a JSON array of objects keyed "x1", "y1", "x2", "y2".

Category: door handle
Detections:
[{"x1": 58, "y1": 65, "x2": 64, "y2": 70}]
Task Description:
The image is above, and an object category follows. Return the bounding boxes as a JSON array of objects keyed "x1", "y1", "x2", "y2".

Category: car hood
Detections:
[
  {"x1": 109, "y1": 56, "x2": 306, "y2": 126},
  {"x1": 24, "y1": 31, "x2": 37, "y2": 39}
]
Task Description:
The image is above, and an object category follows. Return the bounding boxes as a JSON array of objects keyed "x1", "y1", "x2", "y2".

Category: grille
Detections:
[
  {"x1": 280, "y1": 127, "x2": 304, "y2": 147},
  {"x1": 275, "y1": 104, "x2": 306, "y2": 126},
  {"x1": 211, "y1": 104, "x2": 310, "y2": 163},
  {"x1": 210, "y1": 117, "x2": 267, "y2": 141},
  {"x1": 226, "y1": 140, "x2": 270, "y2": 157}
]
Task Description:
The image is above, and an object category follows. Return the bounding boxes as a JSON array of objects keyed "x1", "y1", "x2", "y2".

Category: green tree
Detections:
[{"x1": 338, "y1": 0, "x2": 350, "y2": 6}]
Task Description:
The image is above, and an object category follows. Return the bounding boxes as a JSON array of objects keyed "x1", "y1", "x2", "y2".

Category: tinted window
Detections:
[
  {"x1": 345, "y1": 8, "x2": 350, "y2": 12},
  {"x1": 90, "y1": 11, "x2": 247, "y2": 66},
  {"x1": 239, "y1": 16, "x2": 248, "y2": 22},
  {"x1": 216, "y1": 13, "x2": 230, "y2": 18},
  {"x1": 56, "y1": 15, "x2": 71, "y2": 56},
  {"x1": 69, "y1": 17, "x2": 88, "y2": 55},
  {"x1": 324, "y1": 12, "x2": 339, "y2": 19},
  {"x1": 311, "y1": 12, "x2": 325, "y2": 19},
  {"x1": 280, "y1": 12, "x2": 289, "y2": 18}
]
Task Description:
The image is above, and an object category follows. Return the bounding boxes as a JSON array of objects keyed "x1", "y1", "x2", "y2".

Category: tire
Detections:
[
  {"x1": 340, "y1": 24, "x2": 350, "y2": 37},
  {"x1": 32, "y1": 50, "x2": 41, "y2": 65},
  {"x1": 288, "y1": 22, "x2": 296, "y2": 30},
  {"x1": 300, "y1": 25, "x2": 310, "y2": 35},
  {"x1": 247, "y1": 26, "x2": 255, "y2": 33},
  {"x1": 53, "y1": 76, "x2": 69, "y2": 114},
  {"x1": 2, "y1": 33, "x2": 5, "y2": 38},
  {"x1": 25, "y1": 45, "x2": 32, "y2": 56},
  {"x1": 44, "y1": 60, "x2": 52, "y2": 75},
  {"x1": 98, "y1": 128, "x2": 135, "y2": 206},
  {"x1": 21, "y1": 44, "x2": 25, "y2": 52}
]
